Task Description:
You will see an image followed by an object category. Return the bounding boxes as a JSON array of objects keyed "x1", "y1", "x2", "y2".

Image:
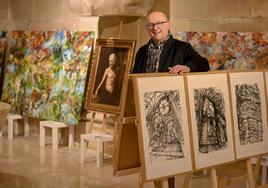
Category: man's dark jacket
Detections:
[{"x1": 132, "y1": 35, "x2": 210, "y2": 73}]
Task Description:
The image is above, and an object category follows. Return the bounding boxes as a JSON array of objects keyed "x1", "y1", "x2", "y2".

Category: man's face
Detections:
[
  {"x1": 146, "y1": 12, "x2": 170, "y2": 44},
  {"x1": 109, "y1": 54, "x2": 116, "y2": 67}
]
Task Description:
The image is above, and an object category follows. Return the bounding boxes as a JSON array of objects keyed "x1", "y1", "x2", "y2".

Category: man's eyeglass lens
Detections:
[{"x1": 146, "y1": 21, "x2": 167, "y2": 30}]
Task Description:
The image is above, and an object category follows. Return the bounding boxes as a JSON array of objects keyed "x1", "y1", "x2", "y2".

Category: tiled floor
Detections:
[{"x1": 0, "y1": 135, "x2": 261, "y2": 188}]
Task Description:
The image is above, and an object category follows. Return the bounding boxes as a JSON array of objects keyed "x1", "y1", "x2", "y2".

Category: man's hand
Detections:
[{"x1": 168, "y1": 65, "x2": 190, "y2": 73}]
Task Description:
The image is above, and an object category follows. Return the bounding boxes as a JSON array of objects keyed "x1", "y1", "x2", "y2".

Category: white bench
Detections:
[
  {"x1": 80, "y1": 132, "x2": 113, "y2": 167},
  {"x1": 40, "y1": 121, "x2": 75, "y2": 150},
  {"x1": 6, "y1": 114, "x2": 30, "y2": 140}
]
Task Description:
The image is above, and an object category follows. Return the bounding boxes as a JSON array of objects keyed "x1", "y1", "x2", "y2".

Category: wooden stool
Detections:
[
  {"x1": 39, "y1": 121, "x2": 75, "y2": 150},
  {"x1": 80, "y1": 132, "x2": 113, "y2": 167},
  {"x1": 6, "y1": 114, "x2": 30, "y2": 140}
]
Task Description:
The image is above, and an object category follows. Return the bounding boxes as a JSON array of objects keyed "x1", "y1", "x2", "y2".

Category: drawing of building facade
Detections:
[
  {"x1": 144, "y1": 90, "x2": 185, "y2": 162},
  {"x1": 235, "y1": 84, "x2": 263, "y2": 145},
  {"x1": 194, "y1": 87, "x2": 228, "y2": 154}
]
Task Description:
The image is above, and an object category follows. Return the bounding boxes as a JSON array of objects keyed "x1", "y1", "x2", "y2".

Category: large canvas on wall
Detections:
[
  {"x1": 176, "y1": 32, "x2": 268, "y2": 70},
  {"x1": 134, "y1": 74, "x2": 192, "y2": 181},
  {"x1": 1, "y1": 31, "x2": 94, "y2": 125},
  {"x1": 186, "y1": 72, "x2": 235, "y2": 170},
  {"x1": 230, "y1": 71, "x2": 268, "y2": 159}
]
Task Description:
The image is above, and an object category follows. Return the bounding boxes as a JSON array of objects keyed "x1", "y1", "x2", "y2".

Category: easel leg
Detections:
[
  {"x1": 253, "y1": 156, "x2": 262, "y2": 185},
  {"x1": 246, "y1": 159, "x2": 256, "y2": 188},
  {"x1": 90, "y1": 112, "x2": 96, "y2": 133},
  {"x1": 183, "y1": 172, "x2": 192, "y2": 188},
  {"x1": 217, "y1": 167, "x2": 223, "y2": 186},
  {"x1": 85, "y1": 111, "x2": 96, "y2": 134},
  {"x1": 261, "y1": 165, "x2": 267, "y2": 185},
  {"x1": 113, "y1": 115, "x2": 120, "y2": 144},
  {"x1": 161, "y1": 178, "x2": 169, "y2": 188},
  {"x1": 210, "y1": 168, "x2": 219, "y2": 188},
  {"x1": 112, "y1": 115, "x2": 120, "y2": 169},
  {"x1": 102, "y1": 113, "x2": 107, "y2": 132},
  {"x1": 138, "y1": 173, "x2": 144, "y2": 188}
]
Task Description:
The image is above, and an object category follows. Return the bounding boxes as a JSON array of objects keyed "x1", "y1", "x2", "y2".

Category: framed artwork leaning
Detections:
[
  {"x1": 84, "y1": 39, "x2": 136, "y2": 114},
  {"x1": 186, "y1": 72, "x2": 235, "y2": 170},
  {"x1": 133, "y1": 73, "x2": 192, "y2": 182},
  {"x1": 229, "y1": 71, "x2": 268, "y2": 159}
]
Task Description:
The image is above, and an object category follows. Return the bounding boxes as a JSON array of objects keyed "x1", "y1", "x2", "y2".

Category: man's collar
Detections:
[{"x1": 149, "y1": 33, "x2": 172, "y2": 48}]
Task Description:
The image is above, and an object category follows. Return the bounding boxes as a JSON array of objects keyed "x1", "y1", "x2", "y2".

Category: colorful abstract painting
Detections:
[
  {"x1": 176, "y1": 32, "x2": 268, "y2": 70},
  {"x1": 0, "y1": 31, "x2": 7, "y2": 97},
  {"x1": 2, "y1": 31, "x2": 94, "y2": 125}
]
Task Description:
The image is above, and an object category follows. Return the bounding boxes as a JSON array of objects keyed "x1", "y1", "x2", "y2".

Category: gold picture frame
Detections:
[{"x1": 84, "y1": 39, "x2": 136, "y2": 114}]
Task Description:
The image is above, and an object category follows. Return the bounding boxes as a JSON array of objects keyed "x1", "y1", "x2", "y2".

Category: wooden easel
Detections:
[
  {"x1": 122, "y1": 77, "x2": 261, "y2": 188},
  {"x1": 182, "y1": 159, "x2": 259, "y2": 188},
  {"x1": 84, "y1": 19, "x2": 124, "y2": 144},
  {"x1": 183, "y1": 168, "x2": 219, "y2": 188},
  {"x1": 114, "y1": 71, "x2": 268, "y2": 188},
  {"x1": 213, "y1": 158, "x2": 259, "y2": 188}
]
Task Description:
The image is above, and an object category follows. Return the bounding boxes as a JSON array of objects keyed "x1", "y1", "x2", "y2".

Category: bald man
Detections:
[{"x1": 132, "y1": 11, "x2": 209, "y2": 74}]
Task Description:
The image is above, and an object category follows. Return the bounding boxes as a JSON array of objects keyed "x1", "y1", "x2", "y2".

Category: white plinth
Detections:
[
  {"x1": 40, "y1": 121, "x2": 75, "y2": 150},
  {"x1": 80, "y1": 132, "x2": 113, "y2": 167},
  {"x1": 6, "y1": 114, "x2": 29, "y2": 140}
]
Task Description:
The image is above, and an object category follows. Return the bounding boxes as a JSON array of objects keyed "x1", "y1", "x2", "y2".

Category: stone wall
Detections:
[
  {"x1": 0, "y1": 0, "x2": 98, "y2": 33},
  {"x1": 170, "y1": 0, "x2": 268, "y2": 33},
  {"x1": 1, "y1": 0, "x2": 267, "y2": 43}
]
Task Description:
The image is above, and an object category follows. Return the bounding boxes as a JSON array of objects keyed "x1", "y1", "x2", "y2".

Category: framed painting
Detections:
[
  {"x1": 229, "y1": 71, "x2": 268, "y2": 159},
  {"x1": 186, "y1": 72, "x2": 235, "y2": 170},
  {"x1": 133, "y1": 73, "x2": 192, "y2": 182},
  {"x1": 84, "y1": 39, "x2": 136, "y2": 114}
]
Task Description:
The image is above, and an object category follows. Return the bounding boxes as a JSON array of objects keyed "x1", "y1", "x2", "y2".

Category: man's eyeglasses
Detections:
[{"x1": 146, "y1": 21, "x2": 168, "y2": 30}]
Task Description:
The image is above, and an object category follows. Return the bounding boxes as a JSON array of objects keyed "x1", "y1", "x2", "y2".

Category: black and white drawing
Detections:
[
  {"x1": 194, "y1": 87, "x2": 228, "y2": 154},
  {"x1": 144, "y1": 90, "x2": 184, "y2": 162},
  {"x1": 230, "y1": 71, "x2": 268, "y2": 159},
  {"x1": 235, "y1": 83, "x2": 263, "y2": 145},
  {"x1": 135, "y1": 75, "x2": 193, "y2": 181},
  {"x1": 187, "y1": 73, "x2": 234, "y2": 169}
]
